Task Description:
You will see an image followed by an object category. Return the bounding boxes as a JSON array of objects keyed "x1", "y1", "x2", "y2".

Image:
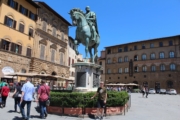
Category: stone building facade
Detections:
[
  {"x1": 0, "y1": 0, "x2": 39, "y2": 83},
  {"x1": 104, "y1": 35, "x2": 180, "y2": 92},
  {"x1": 30, "y1": 2, "x2": 71, "y2": 87}
]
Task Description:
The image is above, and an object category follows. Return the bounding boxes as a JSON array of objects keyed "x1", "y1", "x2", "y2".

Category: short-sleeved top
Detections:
[
  {"x1": 1, "y1": 86, "x2": 10, "y2": 96},
  {"x1": 38, "y1": 85, "x2": 50, "y2": 101},
  {"x1": 21, "y1": 81, "x2": 35, "y2": 101},
  {"x1": 97, "y1": 87, "x2": 107, "y2": 101}
]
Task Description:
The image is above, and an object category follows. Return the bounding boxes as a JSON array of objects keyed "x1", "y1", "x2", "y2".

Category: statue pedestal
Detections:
[{"x1": 73, "y1": 62, "x2": 102, "y2": 92}]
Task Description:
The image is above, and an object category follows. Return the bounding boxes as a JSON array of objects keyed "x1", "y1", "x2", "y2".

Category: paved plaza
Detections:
[{"x1": 0, "y1": 93, "x2": 179, "y2": 120}]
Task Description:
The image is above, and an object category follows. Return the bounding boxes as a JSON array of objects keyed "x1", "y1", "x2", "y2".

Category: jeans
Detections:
[
  {"x1": 14, "y1": 97, "x2": 21, "y2": 111},
  {"x1": 20, "y1": 100, "x2": 31, "y2": 120},
  {"x1": 39, "y1": 101, "x2": 47, "y2": 118},
  {"x1": 2, "y1": 96, "x2": 7, "y2": 107}
]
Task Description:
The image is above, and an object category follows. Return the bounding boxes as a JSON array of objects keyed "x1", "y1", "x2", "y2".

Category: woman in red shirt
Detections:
[{"x1": 1, "y1": 84, "x2": 10, "y2": 108}]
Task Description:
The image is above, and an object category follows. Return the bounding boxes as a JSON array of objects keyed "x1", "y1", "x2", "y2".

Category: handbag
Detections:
[
  {"x1": 13, "y1": 91, "x2": 19, "y2": 98},
  {"x1": 43, "y1": 86, "x2": 50, "y2": 106}
]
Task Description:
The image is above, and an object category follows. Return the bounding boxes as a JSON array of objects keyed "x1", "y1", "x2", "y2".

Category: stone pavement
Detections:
[{"x1": 0, "y1": 93, "x2": 180, "y2": 120}]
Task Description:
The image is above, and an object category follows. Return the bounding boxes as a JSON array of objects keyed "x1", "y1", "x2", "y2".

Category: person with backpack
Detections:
[
  {"x1": 12, "y1": 82, "x2": 22, "y2": 112},
  {"x1": 0, "y1": 83, "x2": 10, "y2": 108},
  {"x1": 36, "y1": 80, "x2": 50, "y2": 119}
]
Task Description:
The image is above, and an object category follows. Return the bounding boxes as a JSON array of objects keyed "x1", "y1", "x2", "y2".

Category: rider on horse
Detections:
[{"x1": 85, "y1": 6, "x2": 99, "y2": 42}]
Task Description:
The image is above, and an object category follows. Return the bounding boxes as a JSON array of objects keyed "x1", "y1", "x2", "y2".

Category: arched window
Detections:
[
  {"x1": 169, "y1": 51, "x2": 175, "y2": 58},
  {"x1": 61, "y1": 32, "x2": 64, "y2": 41},
  {"x1": 19, "y1": 21, "x2": 24, "y2": 33},
  {"x1": 40, "y1": 44, "x2": 46, "y2": 60},
  {"x1": 159, "y1": 52, "x2": 165, "y2": 59},
  {"x1": 107, "y1": 69, "x2": 111, "y2": 74},
  {"x1": 160, "y1": 64, "x2": 165, "y2": 71},
  {"x1": 21, "y1": 69, "x2": 26, "y2": 73},
  {"x1": 118, "y1": 57, "x2": 122, "y2": 63},
  {"x1": 150, "y1": 53, "x2": 155, "y2": 60},
  {"x1": 118, "y1": 68, "x2": 122, "y2": 73},
  {"x1": 28, "y1": 26, "x2": 34, "y2": 37},
  {"x1": 107, "y1": 58, "x2": 111, "y2": 64},
  {"x1": 170, "y1": 64, "x2": 176, "y2": 71},
  {"x1": 4, "y1": 15, "x2": 16, "y2": 29},
  {"x1": 142, "y1": 66, "x2": 147, "y2": 72},
  {"x1": 124, "y1": 56, "x2": 128, "y2": 62},
  {"x1": 151, "y1": 65, "x2": 156, "y2": 72},
  {"x1": 142, "y1": 54, "x2": 147, "y2": 60}
]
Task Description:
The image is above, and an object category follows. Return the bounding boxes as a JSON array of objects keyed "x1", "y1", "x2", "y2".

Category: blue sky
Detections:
[{"x1": 41, "y1": 0, "x2": 180, "y2": 57}]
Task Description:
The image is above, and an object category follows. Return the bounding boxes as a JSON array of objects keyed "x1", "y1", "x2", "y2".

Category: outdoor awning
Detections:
[
  {"x1": 126, "y1": 83, "x2": 139, "y2": 86},
  {"x1": 2, "y1": 76, "x2": 17, "y2": 79}
]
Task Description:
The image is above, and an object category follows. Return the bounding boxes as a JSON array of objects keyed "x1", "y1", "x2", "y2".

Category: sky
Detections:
[{"x1": 40, "y1": 0, "x2": 180, "y2": 57}]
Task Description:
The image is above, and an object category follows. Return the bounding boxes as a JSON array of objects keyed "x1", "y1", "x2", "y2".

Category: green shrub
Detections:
[{"x1": 50, "y1": 91, "x2": 129, "y2": 108}]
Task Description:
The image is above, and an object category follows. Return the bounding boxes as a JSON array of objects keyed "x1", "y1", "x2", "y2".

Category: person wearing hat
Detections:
[{"x1": 91, "y1": 81, "x2": 107, "y2": 120}]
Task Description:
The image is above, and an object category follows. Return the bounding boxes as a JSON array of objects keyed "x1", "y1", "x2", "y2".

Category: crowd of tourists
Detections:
[
  {"x1": 0, "y1": 79, "x2": 50, "y2": 120},
  {"x1": 106, "y1": 86, "x2": 132, "y2": 92}
]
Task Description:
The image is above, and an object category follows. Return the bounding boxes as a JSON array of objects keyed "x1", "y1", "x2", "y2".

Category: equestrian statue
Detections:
[{"x1": 69, "y1": 6, "x2": 100, "y2": 63}]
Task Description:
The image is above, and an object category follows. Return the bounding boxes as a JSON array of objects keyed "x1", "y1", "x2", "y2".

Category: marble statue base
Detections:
[{"x1": 73, "y1": 62, "x2": 102, "y2": 92}]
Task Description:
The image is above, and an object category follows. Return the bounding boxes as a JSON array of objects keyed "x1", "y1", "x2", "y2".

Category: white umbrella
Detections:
[{"x1": 126, "y1": 83, "x2": 139, "y2": 86}]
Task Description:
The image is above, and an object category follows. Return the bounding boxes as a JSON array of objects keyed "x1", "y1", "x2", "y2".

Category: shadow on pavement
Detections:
[
  {"x1": 34, "y1": 106, "x2": 40, "y2": 113},
  {"x1": 12, "y1": 116, "x2": 22, "y2": 120}
]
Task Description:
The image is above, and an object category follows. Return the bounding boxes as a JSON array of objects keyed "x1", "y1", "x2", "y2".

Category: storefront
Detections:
[{"x1": 1, "y1": 66, "x2": 16, "y2": 84}]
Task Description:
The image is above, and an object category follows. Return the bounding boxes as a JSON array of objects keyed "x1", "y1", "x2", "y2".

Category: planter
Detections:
[
  {"x1": 64, "y1": 108, "x2": 82, "y2": 116},
  {"x1": 47, "y1": 106, "x2": 62, "y2": 114}
]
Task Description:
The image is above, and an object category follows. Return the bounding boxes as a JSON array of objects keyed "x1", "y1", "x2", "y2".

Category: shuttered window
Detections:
[
  {"x1": 40, "y1": 44, "x2": 45, "y2": 60},
  {"x1": 10, "y1": 43, "x2": 22, "y2": 54},
  {"x1": 26, "y1": 48, "x2": 31, "y2": 57},
  {"x1": 1, "y1": 39, "x2": 11, "y2": 51},
  {"x1": 19, "y1": 23, "x2": 24, "y2": 33},
  {"x1": 4, "y1": 16, "x2": 16, "y2": 29},
  {"x1": 7, "y1": 0, "x2": 18, "y2": 10},
  {"x1": 29, "y1": 28, "x2": 34, "y2": 37},
  {"x1": 19, "y1": 5, "x2": 28, "y2": 16}
]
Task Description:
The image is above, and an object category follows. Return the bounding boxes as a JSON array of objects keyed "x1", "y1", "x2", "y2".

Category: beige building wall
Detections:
[
  {"x1": 105, "y1": 35, "x2": 180, "y2": 92},
  {"x1": 0, "y1": 0, "x2": 38, "y2": 83},
  {"x1": 98, "y1": 51, "x2": 106, "y2": 82}
]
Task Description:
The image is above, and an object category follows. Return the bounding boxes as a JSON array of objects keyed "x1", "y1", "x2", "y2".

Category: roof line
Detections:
[{"x1": 105, "y1": 34, "x2": 180, "y2": 48}]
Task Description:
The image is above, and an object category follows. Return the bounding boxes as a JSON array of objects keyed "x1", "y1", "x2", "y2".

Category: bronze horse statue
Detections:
[{"x1": 69, "y1": 9, "x2": 100, "y2": 63}]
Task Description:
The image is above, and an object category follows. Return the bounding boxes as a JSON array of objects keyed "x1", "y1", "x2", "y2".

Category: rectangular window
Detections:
[
  {"x1": 29, "y1": 11, "x2": 36, "y2": 20},
  {"x1": 69, "y1": 57, "x2": 71, "y2": 66},
  {"x1": 1, "y1": 39, "x2": 11, "y2": 51},
  {"x1": 169, "y1": 40, "x2": 173, "y2": 46},
  {"x1": 125, "y1": 68, "x2": 129, "y2": 73},
  {"x1": 26, "y1": 48, "x2": 31, "y2": 57},
  {"x1": 150, "y1": 43, "x2": 154, "y2": 48},
  {"x1": 60, "y1": 53, "x2": 64, "y2": 65},
  {"x1": 142, "y1": 44, "x2": 145, "y2": 49},
  {"x1": 19, "y1": 23, "x2": 24, "y2": 33},
  {"x1": 101, "y1": 70, "x2": 103, "y2": 74},
  {"x1": 134, "y1": 46, "x2": 137, "y2": 50},
  {"x1": 72, "y1": 59, "x2": 74, "y2": 65},
  {"x1": 52, "y1": 27, "x2": 57, "y2": 37},
  {"x1": 42, "y1": 18, "x2": 47, "y2": 31},
  {"x1": 99, "y1": 62, "x2": 102, "y2": 65},
  {"x1": 107, "y1": 49, "x2": 111, "y2": 54},
  {"x1": 51, "y1": 49, "x2": 55, "y2": 62},
  {"x1": 118, "y1": 68, "x2": 122, "y2": 73},
  {"x1": 151, "y1": 66, "x2": 156, "y2": 72},
  {"x1": 134, "y1": 66, "x2": 138, "y2": 72},
  {"x1": 29, "y1": 28, "x2": 34, "y2": 37},
  {"x1": 124, "y1": 46, "x2": 128, "y2": 52},
  {"x1": 40, "y1": 44, "x2": 45, "y2": 60},
  {"x1": 118, "y1": 48, "x2": 122, "y2": 52},
  {"x1": 19, "y1": 5, "x2": 28, "y2": 16},
  {"x1": 8, "y1": 0, "x2": 18, "y2": 10},
  {"x1": 159, "y1": 42, "x2": 163, "y2": 47},
  {"x1": 4, "y1": 16, "x2": 16, "y2": 29}
]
